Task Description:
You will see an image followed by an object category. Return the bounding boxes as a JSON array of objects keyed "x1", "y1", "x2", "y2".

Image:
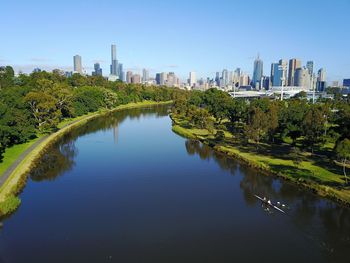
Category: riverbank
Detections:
[
  {"x1": 171, "y1": 114, "x2": 350, "y2": 206},
  {"x1": 0, "y1": 100, "x2": 172, "y2": 216}
]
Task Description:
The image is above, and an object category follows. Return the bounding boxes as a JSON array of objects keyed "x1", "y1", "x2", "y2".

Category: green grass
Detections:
[{"x1": 0, "y1": 136, "x2": 44, "y2": 176}]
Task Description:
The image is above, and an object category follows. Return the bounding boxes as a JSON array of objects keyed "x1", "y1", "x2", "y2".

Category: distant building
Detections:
[
  {"x1": 271, "y1": 60, "x2": 287, "y2": 87},
  {"x1": 343, "y1": 79, "x2": 350, "y2": 87},
  {"x1": 317, "y1": 68, "x2": 327, "y2": 91},
  {"x1": 160, "y1": 72, "x2": 167, "y2": 85},
  {"x1": 252, "y1": 54, "x2": 263, "y2": 88},
  {"x1": 294, "y1": 67, "x2": 310, "y2": 88},
  {"x1": 131, "y1": 74, "x2": 141, "y2": 84},
  {"x1": 167, "y1": 72, "x2": 178, "y2": 87},
  {"x1": 189, "y1": 71, "x2": 196, "y2": 87},
  {"x1": 92, "y1": 63, "x2": 102, "y2": 76},
  {"x1": 288, "y1": 58, "x2": 301, "y2": 86},
  {"x1": 126, "y1": 71, "x2": 133, "y2": 83},
  {"x1": 110, "y1": 44, "x2": 118, "y2": 76},
  {"x1": 118, "y1": 63, "x2": 124, "y2": 81},
  {"x1": 261, "y1": 76, "x2": 270, "y2": 90},
  {"x1": 155, "y1": 73, "x2": 161, "y2": 85},
  {"x1": 33, "y1": 68, "x2": 41, "y2": 73},
  {"x1": 306, "y1": 61, "x2": 314, "y2": 76},
  {"x1": 142, "y1": 69, "x2": 149, "y2": 82},
  {"x1": 73, "y1": 55, "x2": 82, "y2": 74}
]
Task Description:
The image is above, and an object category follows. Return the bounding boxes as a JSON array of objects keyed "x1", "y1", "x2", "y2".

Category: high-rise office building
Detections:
[
  {"x1": 118, "y1": 63, "x2": 124, "y2": 81},
  {"x1": 189, "y1": 71, "x2": 196, "y2": 87},
  {"x1": 288, "y1": 58, "x2": 301, "y2": 86},
  {"x1": 222, "y1": 69, "x2": 228, "y2": 87},
  {"x1": 294, "y1": 67, "x2": 310, "y2": 88},
  {"x1": 131, "y1": 74, "x2": 141, "y2": 84},
  {"x1": 142, "y1": 69, "x2": 149, "y2": 82},
  {"x1": 160, "y1": 72, "x2": 167, "y2": 85},
  {"x1": 271, "y1": 60, "x2": 287, "y2": 87},
  {"x1": 155, "y1": 73, "x2": 161, "y2": 85},
  {"x1": 343, "y1": 79, "x2": 350, "y2": 87},
  {"x1": 92, "y1": 63, "x2": 102, "y2": 76},
  {"x1": 317, "y1": 68, "x2": 327, "y2": 92},
  {"x1": 73, "y1": 55, "x2": 82, "y2": 74},
  {"x1": 306, "y1": 61, "x2": 314, "y2": 76},
  {"x1": 252, "y1": 55, "x2": 263, "y2": 88},
  {"x1": 126, "y1": 71, "x2": 133, "y2": 83},
  {"x1": 110, "y1": 44, "x2": 118, "y2": 76},
  {"x1": 317, "y1": 68, "x2": 326, "y2": 82},
  {"x1": 215, "y1": 72, "x2": 220, "y2": 86}
]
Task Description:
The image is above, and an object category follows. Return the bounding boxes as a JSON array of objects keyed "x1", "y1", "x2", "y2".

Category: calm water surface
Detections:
[{"x1": 0, "y1": 106, "x2": 349, "y2": 263}]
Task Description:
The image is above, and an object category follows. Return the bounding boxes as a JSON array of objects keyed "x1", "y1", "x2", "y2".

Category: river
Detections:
[{"x1": 0, "y1": 105, "x2": 349, "y2": 263}]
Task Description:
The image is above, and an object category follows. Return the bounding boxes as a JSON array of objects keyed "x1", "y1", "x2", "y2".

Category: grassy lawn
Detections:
[{"x1": 0, "y1": 136, "x2": 43, "y2": 176}]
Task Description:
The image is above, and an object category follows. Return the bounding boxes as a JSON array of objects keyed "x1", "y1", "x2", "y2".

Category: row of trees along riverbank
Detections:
[
  {"x1": 0, "y1": 66, "x2": 186, "y2": 164},
  {"x1": 171, "y1": 88, "x2": 350, "y2": 204}
]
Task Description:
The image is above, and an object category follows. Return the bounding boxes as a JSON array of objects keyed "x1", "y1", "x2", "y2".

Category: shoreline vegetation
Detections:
[
  {"x1": 170, "y1": 88, "x2": 350, "y2": 206},
  {"x1": 0, "y1": 67, "x2": 183, "y2": 217},
  {"x1": 171, "y1": 117, "x2": 350, "y2": 206},
  {"x1": 0, "y1": 100, "x2": 172, "y2": 217}
]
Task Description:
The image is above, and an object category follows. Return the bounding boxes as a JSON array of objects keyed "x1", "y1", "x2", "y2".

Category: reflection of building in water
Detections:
[{"x1": 113, "y1": 123, "x2": 119, "y2": 144}]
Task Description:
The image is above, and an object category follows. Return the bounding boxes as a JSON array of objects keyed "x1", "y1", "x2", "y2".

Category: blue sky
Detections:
[{"x1": 1, "y1": 0, "x2": 349, "y2": 81}]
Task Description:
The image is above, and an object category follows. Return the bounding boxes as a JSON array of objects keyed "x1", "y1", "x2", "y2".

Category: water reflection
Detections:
[
  {"x1": 30, "y1": 106, "x2": 169, "y2": 182},
  {"x1": 184, "y1": 139, "x2": 350, "y2": 261}
]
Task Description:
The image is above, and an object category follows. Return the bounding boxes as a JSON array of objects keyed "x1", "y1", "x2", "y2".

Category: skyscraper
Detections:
[
  {"x1": 142, "y1": 69, "x2": 149, "y2": 82},
  {"x1": 189, "y1": 72, "x2": 196, "y2": 87},
  {"x1": 252, "y1": 54, "x2": 263, "y2": 88},
  {"x1": 73, "y1": 55, "x2": 82, "y2": 74},
  {"x1": 126, "y1": 71, "x2": 133, "y2": 83},
  {"x1": 155, "y1": 73, "x2": 161, "y2": 85},
  {"x1": 306, "y1": 61, "x2": 314, "y2": 76},
  {"x1": 92, "y1": 63, "x2": 102, "y2": 76},
  {"x1": 118, "y1": 63, "x2": 124, "y2": 81},
  {"x1": 317, "y1": 68, "x2": 327, "y2": 92},
  {"x1": 288, "y1": 58, "x2": 301, "y2": 86},
  {"x1": 131, "y1": 74, "x2": 141, "y2": 84},
  {"x1": 222, "y1": 69, "x2": 228, "y2": 87},
  {"x1": 110, "y1": 44, "x2": 118, "y2": 76},
  {"x1": 294, "y1": 67, "x2": 310, "y2": 88},
  {"x1": 160, "y1": 72, "x2": 167, "y2": 85},
  {"x1": 271, "y1": 60, "x2": 287, "y2": 87}
]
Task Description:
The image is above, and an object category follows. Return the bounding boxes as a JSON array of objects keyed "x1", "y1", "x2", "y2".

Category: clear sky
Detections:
[{"x1": 1, "y1": 0, "x2": 349, "y2": 81}]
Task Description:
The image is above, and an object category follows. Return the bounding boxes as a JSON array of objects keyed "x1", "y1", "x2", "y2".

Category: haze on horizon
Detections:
[{"x1": 1, "y1": 0, "x2": 349, "y2": 81}]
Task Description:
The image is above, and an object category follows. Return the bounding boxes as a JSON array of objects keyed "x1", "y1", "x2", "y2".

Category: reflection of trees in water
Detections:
[
  {"x1": 30, "y1": 140, "x2": 78, "y2": 182},
  {"x1": 30, "y1": 105, "x2": 169, "y2": 182},
  {"x1": 184, "y1": 138, "x2": 350, "y2": 260}
]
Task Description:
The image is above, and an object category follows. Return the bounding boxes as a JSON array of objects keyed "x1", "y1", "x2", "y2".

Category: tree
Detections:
[
  {"x1": 0, "y1": 66, "x2": 14, "y2": 89},
  {"x1": 190, "y1": 108, "x2": 213, "y2": 131},
  {"x1": 25, "y1": 91, "x2": 61, "y2": 132},
  {"x1": 266, "y1": 101, "x2": 280, "y2": 142},
  {"x1": 204, "y1": 88, "x2": 231, "y2": 123},
  {"x1": 335, "y1": 138, "x2": 350, "y2": 184},
  {"x1": 244, "y1": 106, "x2": 269, "y2": 148},
  {"x1": 303, "y1": 105, "x2": 326, "y2": 153}
]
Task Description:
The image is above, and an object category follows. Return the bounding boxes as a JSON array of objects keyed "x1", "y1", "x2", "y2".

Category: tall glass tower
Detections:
[
  {"x1": 110, "y1": 44, "x2": 118, "y2": 76},
  {"x1": 252, "y1": 55, "x2": 263, "y2": 88}
]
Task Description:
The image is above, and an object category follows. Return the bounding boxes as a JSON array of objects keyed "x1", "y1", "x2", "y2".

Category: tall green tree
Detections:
[{"x1": 335, "y1": 138, "x2": 350, "y2": 184}]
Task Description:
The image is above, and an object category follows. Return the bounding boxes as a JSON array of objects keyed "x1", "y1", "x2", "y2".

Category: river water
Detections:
[{"x1": 0, "y1": 105, "x2": 349, "y2": 263}]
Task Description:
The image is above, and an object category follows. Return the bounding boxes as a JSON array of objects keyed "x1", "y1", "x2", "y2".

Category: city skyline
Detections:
[{"x1": 1, "y1": 0, "x2": 349, "y2": 82}]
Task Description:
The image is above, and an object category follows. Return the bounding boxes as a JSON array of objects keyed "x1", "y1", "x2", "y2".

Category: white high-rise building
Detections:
[
  {"x1": 110, "y1": 44, "x2": 118, "y2": 76},
  {"x1": 73, "y1": 55, "x2": 82, "y2": 74},
  {"x1": 142, "y1": 68, "x2": 149, "y2": 82},
  {"x1": 189, "y1": 71, "x2": 196, "y2": 87}
]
